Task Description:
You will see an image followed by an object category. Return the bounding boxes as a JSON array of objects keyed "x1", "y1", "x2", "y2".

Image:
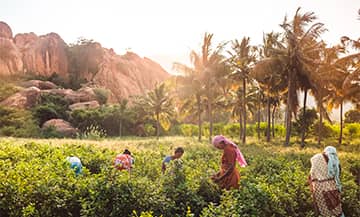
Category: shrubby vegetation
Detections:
[
  {"x1": 0, "y1": 107, "x2": 39, "y2": 137},
  {"x1": 0, "y1": 82, "x2": 20, "y2": 101},
  {"x1": 32, "y1": 94, "x2": 70, "y2": 126},
  {"x1": 0, "y1": 137, "x2": 359, "y2": 217}
]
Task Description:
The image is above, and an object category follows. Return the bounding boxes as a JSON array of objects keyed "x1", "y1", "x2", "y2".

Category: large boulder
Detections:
[
  {"x1": 41, "y1": 87, "x2": 97, "y2": 104},
  {"x1": 21, "y1": 80, "x2": 58, "y2": 90},
  {"x1": 0, "y1": 21, "x2": 12, "y2": 39},
  {"x1": 69, "y1": 100, "x2": 100, "y2": 111},
  {"x1": 14, "y1": 32, "x2": 68, "y2": 78},
  {"x1": 91, "y1": 50, "x2": 170, "y2": 102},
  {"x1": 0, "y1": 87, "x2": 40, "y2": 109},
  {"x1": 42, "y1": 119, "x2": 78, "y2": 137},
  {"x1": 0, "y1": 21, "x2": 170, "y2": 100},
  {"x1": 0, "y1": 37, "x2": 23, "y2": 75}
]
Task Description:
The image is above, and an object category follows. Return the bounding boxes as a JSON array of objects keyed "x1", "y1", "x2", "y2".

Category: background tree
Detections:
[
  {"x1": 252, "y1": 32, "x2": 286, "y2": 142},
  {"x1": 114, "y1": 99, "x2": 132, "y2": 137},
  {"x1": 228, "y1": 37, "x2": 256, "y2": 144},
  {"x1": 173, "y1": 48, "x2": 207, "y2": 141},
  {"x1": 142, "y1": 83, "x2": 174, "y2": 139},
  {"x1": 293, "y1": 108, "x2": 318, "y2": 142},
  {"x1": 278, "y1": 7, "x2": 326, "y2": 146},
  {"x1": 345, "y1": 109, "x2": 360, "y2": 123},
  {"x1": 182, "y1": 33, "x2": 225, "y2": 143}
]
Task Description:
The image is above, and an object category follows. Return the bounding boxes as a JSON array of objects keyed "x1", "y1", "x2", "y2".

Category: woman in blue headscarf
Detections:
[
  {"x1": 66, "y1": 156, "x2": 83, "y2": 176},
  {"x1": 309, "y1": 146, "x2": 345, "y2": 217}
]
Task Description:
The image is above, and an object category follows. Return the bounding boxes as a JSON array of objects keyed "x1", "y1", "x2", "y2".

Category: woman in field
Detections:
[
  {"x1": 211, "y1": 135, "x2": 247, "y2": 190},
  {"x1": 309, "y1": 146, "x2": 345, "y2": 217},
  {"x1": 162, "y1": 147, "x2": 184, "y2": 174},
  {"x1": 66, "y1": 156, "x2": 83, "y2": 176},
  {"x1": 114, "y1": 149, "x2": 134, "y2": 172}
]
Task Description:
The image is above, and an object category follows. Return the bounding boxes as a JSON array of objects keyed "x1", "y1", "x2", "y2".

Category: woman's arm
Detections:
[
  {"x1": 214, "y1": 163, "x2": 235, "y2": 182},
  {"x1": 162, "y1": 162, "x2": 166, "y2": 173}
]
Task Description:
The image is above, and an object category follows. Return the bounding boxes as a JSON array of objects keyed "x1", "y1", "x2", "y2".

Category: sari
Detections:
[
  {"x1": 214, "y1": 144, "x2": 240, "y2": 190},
  {"x1": 309, "y1": 152, "x2": 344, "y2": 217}
]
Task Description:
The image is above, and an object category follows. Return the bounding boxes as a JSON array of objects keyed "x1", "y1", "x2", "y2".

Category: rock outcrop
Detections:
[
  {"x1": 0, "y1": 87, "x2": 41, "y2": 109},
  {"x1": 1, "y1": 82, "x2": 99, "y2": 109},
  {"x1": 0, "y1": 21, "x2": 170, "y2": 102},
  {"x1": 14, "y1": 32, "x2": 68, "y2": 77},
  {"x1": 0, "y1": 21, "x2": 12, "y2": 39},
  {"x1": 69, "y1": 100, "x2": 100, "y2": 111},
  {"x1": 41, "y1": 87, "x2": 97, "y2": 104},
  {"x1": 42, "y1": 119, "x2": 78, "y2": 137},
  {"x1": 21, "y1": 80, "x2": 58, "y2": 90},
  {"x1": 0, "y1": 38, "x2": 23, "y2": 75},
  {"x1": 93, "y1": 51, "x2": 170, "y2": 101}
]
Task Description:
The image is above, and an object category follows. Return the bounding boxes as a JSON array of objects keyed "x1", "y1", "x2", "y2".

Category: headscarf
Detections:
[
  {"x1": 212, "y1": 135, "x2": 248, "y2": 167},
  {"x1": 324, "y1": 146, "x2": 342, "y2": 192}
]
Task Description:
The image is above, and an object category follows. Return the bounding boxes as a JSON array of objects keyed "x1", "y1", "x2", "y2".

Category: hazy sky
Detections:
[{"x1": 2, "y1": 0, "x2": 360, "y2": 73}]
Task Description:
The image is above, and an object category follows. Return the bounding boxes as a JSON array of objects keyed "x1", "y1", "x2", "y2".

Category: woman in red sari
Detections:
[{"x1": 211, "y1": 135, "x2": 247, "y2": 190}]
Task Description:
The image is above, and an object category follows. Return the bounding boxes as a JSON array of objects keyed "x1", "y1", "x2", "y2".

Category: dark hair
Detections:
[
  {"x1": 123, "y1": 149, "x2": 131, "y2": 155},
  {"x1": 174, "y1": 147, "x2": 184, "y2": 154}
]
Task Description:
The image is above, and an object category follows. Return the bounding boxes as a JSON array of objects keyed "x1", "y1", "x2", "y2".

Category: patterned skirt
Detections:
[{"x1": 311, "y1": 179, "x2": 343, "y2": 217}]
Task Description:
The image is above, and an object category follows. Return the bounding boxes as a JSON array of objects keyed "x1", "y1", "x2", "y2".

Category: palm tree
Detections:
[
  {"x1": 228, "y1": 84, "x2": 258, "y2": 142},
  {"x1": 228, "y1": 37, "x2": 256, "y2": 144},
  {"x1": 175, "y1": 33, "x2": 224, "y2": 143},
  {"x1": 142, "y1": 83, "x2": 174, "y2": 139},
  {"x1": 271, "y1": 96, "x2": 281, "y2": 138},
  {"x1": 178, "y1": 96, "x2": 206, "y2": 137},
  {"x1": 115, "y1": 99, "x2": 131, "y2": 137},
  {"x1": 326, "y1": 55, "x2": 360, "y2": 145},
  {"x1": 278, "y1": 7, "x2": 326, "y2": 146},
  {"x1": 252, "y1": 32, "x2": 286, "y2": 142},
  {"x1": 173, "y1": 63, "x2": 205, "y2": 141},
  {"x1": 255, "y1": 85, "x2": 265, "y2": 140}
]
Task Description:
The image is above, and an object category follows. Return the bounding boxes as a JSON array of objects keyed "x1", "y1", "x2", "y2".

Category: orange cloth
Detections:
[
  {"x1": 114, "y1": 154, "x2": 133, "y2": 171},
  {"x1": 216, "y1": 145, "x2": 240, "y2": 190}
]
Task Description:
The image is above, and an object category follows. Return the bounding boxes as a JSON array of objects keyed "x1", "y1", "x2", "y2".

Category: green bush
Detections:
[
  {"x1": 345, "y1": 109, "x2": 360, "y2": 123},
  {"x1": 313, "y1": 121, "x2": 337, "y2": 138},
  {"x1": 0, "y1": 106, "x2": 40, "y2": 137},
  {"x1": 144, "y1": 123, "x2": 156, "y2": 136},
  {"x1": 78, "y1": 124, "x2": 107, "y2": 140},
  {"x1": 94, "y1": 88, "x2": 110, "y2": 105},
  {"x1": 293, "y1": 108, "x2": 318, "y2": 138},
  {"x1": 0, "y1": 83, "x2": 19, "y2": 101},
  {"x1": 0, "y1": 139, "x2": 359, "y2": 217},
  {"x1": 41, "y1": 126, "x2": 64, "y2": 138},
  {"x1": 32, "y1": 94, "x2": 70, "y2": 126},
  {"x1": 344, "y1": 123, "x2": 360, "y2": 138},
  {"x1": 177, "y1": 124, "x2": 199, "y2": 137}
]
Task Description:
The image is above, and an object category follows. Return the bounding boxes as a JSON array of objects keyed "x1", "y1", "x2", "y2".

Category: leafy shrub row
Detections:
[{"x1": 0, "y1": 139, "x2": 359, "y2": 217}]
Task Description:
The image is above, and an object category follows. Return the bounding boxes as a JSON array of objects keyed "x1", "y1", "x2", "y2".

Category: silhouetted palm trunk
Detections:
[
  {"x1": 196, "y1": 94, "x2": 202, "y2": 142},
  {"x1": 239, "y1": 115, "x2": 242, "y2": 142},
  {"x1": 301, "y1": 89, "x2": 308, "y2": 148},
  {"x1": 272, "y1": 104, "x2": 276, "y2": 138},
  {"x1": 339, "y1": 101, "x2": 343, "y2": 146},
  {"x1": 317, "y1": 96, "x2": 323, "y2": 146},
  {"x1": 156, "y1": 112, "x2": 160, "y2": 139},
  {"x1": 285, "y1": 70, "x2": 294, "y2": 146},
  {"x1": 208, "y1": 86, "x2": 213, "y2": 144},
  {"x1": 119, "y1": 120, "x2": 123, "y2": 137},
  {"x1": 266, "y1": 94, "x2": 271, "y2": 142},
  {"x1": 242, "y1": 78, "x2": 246, "y2": 145},
  {"x1": 257, "y1": 93, "x2": 261, "y2": 140}
]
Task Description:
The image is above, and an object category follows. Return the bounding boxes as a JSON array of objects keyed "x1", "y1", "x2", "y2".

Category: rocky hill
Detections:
[{"x1": 0, "y1": 21, "x2": 170, "y2": 101}]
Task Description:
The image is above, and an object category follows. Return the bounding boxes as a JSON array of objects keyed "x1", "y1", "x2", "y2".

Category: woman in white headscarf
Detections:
[{"x1": 309, "y1": 146, "x2": 345, "y2": 217}]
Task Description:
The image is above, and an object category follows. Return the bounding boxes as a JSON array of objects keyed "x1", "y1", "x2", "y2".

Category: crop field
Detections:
[{"x1": 0, "y1": 136, "x2": 359, "y2": 217}]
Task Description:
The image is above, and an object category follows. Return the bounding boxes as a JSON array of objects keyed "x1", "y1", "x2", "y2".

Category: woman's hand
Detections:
[{"x1": 211, "y1": 174, "x2": 221, "y2": 183}]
